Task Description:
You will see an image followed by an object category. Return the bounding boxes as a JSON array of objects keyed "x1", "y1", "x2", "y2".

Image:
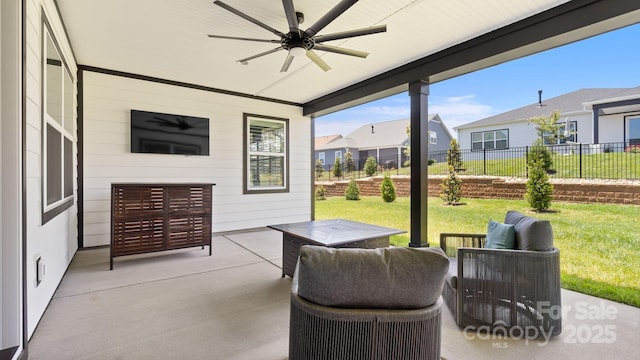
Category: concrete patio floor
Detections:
[{"x1": 28, "y1": 228, "x2": 638, "y2": 359}]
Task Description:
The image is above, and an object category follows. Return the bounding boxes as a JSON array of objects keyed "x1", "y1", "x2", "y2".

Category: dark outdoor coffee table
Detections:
[{"x1": 268, "y1": 219, "x2": 406, "y2": 278}]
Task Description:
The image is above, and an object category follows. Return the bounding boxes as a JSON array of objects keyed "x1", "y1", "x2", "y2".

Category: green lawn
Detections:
[{"x1": 315, "y1": 196, "x2": 640, "y2": 308}]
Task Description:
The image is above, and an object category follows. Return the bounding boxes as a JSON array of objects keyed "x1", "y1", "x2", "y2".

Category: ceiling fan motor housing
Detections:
[{"x1": 282, "y1": 31, "x2": 314, "y2": 51}]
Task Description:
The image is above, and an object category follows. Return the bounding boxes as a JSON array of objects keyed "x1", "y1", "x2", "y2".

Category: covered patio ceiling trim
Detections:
[
  {"x1": 77, "y1": 65, "x2": 302, "y2": 107},
  {"x1": 303, "y1": 0, "x2": 640, "y2": 117}
]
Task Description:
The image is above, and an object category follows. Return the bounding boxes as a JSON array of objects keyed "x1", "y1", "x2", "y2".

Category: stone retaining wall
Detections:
[{"x1": 316, "y1": 176, "x2": 640, "y2": 205}]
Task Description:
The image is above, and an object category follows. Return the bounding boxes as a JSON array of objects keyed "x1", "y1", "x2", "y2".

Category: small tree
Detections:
[
  {"x1": 332, "y1": 157, "x2": 343, "y2": 178},
  {"x1": 525, "y1": 156, "x2": 554, "y2": 211},
  {"x1": 447, "y1": 139, "x2": 463, "y2": 171},
  {"x1": 344, "y1": 151, "x2": 355, "y2": 173},
  {"x1": 403, "y1": 124, "x2": 411, "y2": 167},
  {"x1": 529, "y1": 110, "x2": 562, "y2": 145},
  {"x1": 364, "y1": 156, "x2": 378, "y2": 177},
  {"x1": 315, "y1": 185, "x2": 327, "y2": 201},
  {"x1": 380, "y1": 174, "x2": 396, "y2": 203},
  {"x1": 441, "y1": 166, "x2": 462, "y2": 205},
  {"x1": 345, "y1": 178, "x2": 360, "y2": 200},
  {"x1": 315, "y1": 159, "x2": 324, "y2": 180}
]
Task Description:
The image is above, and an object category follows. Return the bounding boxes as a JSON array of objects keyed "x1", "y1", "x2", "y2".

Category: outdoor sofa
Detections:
[
  {"x1": 440, "y1": 210, "x2": 562, "y2": 338},
  {"x1": 289, "y1": 245, "x2": 449, "y2": 360}
]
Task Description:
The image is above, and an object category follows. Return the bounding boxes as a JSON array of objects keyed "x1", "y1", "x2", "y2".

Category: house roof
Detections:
[
  {"x1": 455, "y1": 88, "x2": 640, "y2": 130},
  {"x1": 314, "y1": 135, "x2": 342, "y2": 148},
  {"x1": 346, "y1": 118, "x2": 411, "y2": 149},
  {"x1": 55, "y1": 1, "x2": 640, "y2": 117},
  {"x1": 316, "y1": 114, "x2": 449, "y2": 150}
]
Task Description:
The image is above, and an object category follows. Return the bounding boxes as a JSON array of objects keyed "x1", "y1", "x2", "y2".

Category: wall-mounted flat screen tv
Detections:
[{"x1": 131, "y1": 110, "x2": 210, "y2": 156}]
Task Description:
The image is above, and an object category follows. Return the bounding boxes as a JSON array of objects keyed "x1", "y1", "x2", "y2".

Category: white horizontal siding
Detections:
[
  {"x1": 82, "y1": 71, "x2": 311, "y2": 246},
  {"x1": 25, "y1": 0, "x2": 79, "y2": 339}
]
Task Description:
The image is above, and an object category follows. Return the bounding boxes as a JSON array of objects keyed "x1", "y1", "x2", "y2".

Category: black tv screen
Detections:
[{"x1": 130, "y1": 110, "x2": 210, "y2": 155}]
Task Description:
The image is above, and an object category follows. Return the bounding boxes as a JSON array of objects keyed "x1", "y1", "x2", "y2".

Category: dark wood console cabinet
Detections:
[{"x1": 110, "y1": 183, "x2": 214, "y2": 269}]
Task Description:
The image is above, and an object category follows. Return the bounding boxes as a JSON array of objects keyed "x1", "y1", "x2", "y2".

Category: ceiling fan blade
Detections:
[
  {"x1": 207, "y1": 35, "x2": 281, "y2": 44},
  {"x1": 314, "y1": 25, "x2": 387, "y2": 43},
  {"x1": 305, "y1": 0, "x2": 358, "y2": 37},
  {"x1": 313, "y1": 44, "x2": 369, "y2": 58},
  {"x1": 282, "y1": 0, "x2": 300, "y2": 34},
  {"x1": 237, "y1": 47, "x2": 283, "y2": 64},
  {"x1": 280, "y1": 54, "x2": 294, "y2": 72},
  {"x1": 214, "y1": 0, "x2": 285, "y2": 38},
  {"x1": 306, "y1": 50, "x2": 331, "y2": 72}
]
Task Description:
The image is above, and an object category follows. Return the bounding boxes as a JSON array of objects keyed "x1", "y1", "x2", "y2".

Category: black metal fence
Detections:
[{"x1": 316, "y1": 142, "x2": 640, "y2": 181}]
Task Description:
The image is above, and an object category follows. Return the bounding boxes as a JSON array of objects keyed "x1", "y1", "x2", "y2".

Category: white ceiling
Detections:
[{"x1": 57, "y1": 0, "x2": 635, "y2": 107}]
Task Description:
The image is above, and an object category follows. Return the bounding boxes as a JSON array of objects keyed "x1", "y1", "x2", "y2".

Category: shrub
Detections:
[
  {"x1": 428, "y1": 159, "x2": 435, "y2": 166},
  {"x1": 446, "y1": 139, "x2": 463, "y2": 170},
  {"x1": 315, "y1": 185, "x2": 326, "y2": 200},
  {"x1": 527, "y1": 143, "x2": 553, "y2": 173},
  {"x1": 364, "y1": 156, "x2": 378, "y2": 177},
  {"x1": 441, "y1": 166, "x2": 462, "y2": 205},
  {"x1": 380, "y1": 174, "x2": 396, "y2": 203},
  {"x1": 315, "y1": 159, "x2": 324, "y2": 180},
  {"x1": 345, "y1": 178, "x2": 360, "y2": 200},
  {"x1": 344, "y1": 151, "x2": 355, "y2": 173},
  {"x1": 625, "y1": 144, "x2": 640, "y2": 153},
  {"x1": 525, "y1": 156, "x2": 553, "y2": 211},
  {"x1": 332, "y1": 157, "x2": 343, "y2": 178}
]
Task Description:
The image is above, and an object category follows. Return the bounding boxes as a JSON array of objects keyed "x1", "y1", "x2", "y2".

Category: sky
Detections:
[{"x1": 315, "y1": 22, "x2": 640, "y2": 137}]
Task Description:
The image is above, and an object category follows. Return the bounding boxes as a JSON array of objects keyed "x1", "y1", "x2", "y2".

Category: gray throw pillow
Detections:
[
  {"x1": 485, "y1": 220, "x2": 516, "y2": 249},
  {"x1": 296, "y1": 245, "x2": 449, "y2": 309}
]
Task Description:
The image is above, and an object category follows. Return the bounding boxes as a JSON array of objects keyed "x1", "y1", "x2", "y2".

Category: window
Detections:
[
  {"x1": 627, "y1": 117, "x2": 640, "y2": 145},
  {"x1": 428, "y1": 131, "x2": 437, "y2": 145},
  {"x1": 335, "y1": 151, "x2": 342, "y2": 162},
  {"x1": 318, "y1": 152, "x2": 325, "y2": 165},
  {"x1": 471, "y1": 130, "x2": 508, "y2": 151},
  {"x1": 243, "y1": 114, "x2": 289, "y2": 193},
  {"x1": 42, "y1": 21, "x2": 75, "y2": 224},
  {"x1": 543, "y1": 121, "x2": 577, "y2": 144}
]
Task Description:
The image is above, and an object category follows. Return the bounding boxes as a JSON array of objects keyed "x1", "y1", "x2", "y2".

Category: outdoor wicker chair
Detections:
[
  {"x1": 440, "y1": 210, "x2": 562, "y2": 338},
  {"x1": 289, "y1": 245, "x2": 449, "y2": 360}
]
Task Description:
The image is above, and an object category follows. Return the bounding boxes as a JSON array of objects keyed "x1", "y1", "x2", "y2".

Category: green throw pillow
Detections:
[{"x1": 485, "y1": 220, "x2": 515, "y2": 249}]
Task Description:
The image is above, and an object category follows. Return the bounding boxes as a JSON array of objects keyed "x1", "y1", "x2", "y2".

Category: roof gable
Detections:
[{"x1": 455, "y1": 88, "x2": 637, "y2": 129}]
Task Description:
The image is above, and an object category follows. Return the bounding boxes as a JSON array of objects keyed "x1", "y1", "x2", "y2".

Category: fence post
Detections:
[
  {"x1": 525, "y1": 146, "x2": 529, "y2": 178},
  {"x1": 579, "y1": 143, "x2": 583, "y2": 179},
  {"x1": 483, "y1": 148, "x2": 487, "y2": 175}
]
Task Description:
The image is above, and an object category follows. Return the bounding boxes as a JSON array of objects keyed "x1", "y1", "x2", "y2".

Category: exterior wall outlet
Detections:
[{"x1": 35, "y1": 256, "x2": 44, "y2": 286}]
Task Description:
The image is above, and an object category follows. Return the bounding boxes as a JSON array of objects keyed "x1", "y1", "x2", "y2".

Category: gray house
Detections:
[
  {"x1": 316, "y1": 115, "x2": 453, "y2": 170},
  {"x1": 455, "y1": 87, "x2": 640, "y2": 151}
]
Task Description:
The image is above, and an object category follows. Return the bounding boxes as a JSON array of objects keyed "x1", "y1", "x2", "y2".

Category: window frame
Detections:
[
  {"x1": 318, "y1": 152, "x2": 325, "y2": 165},
  {"x1": 335, "y1": 150, "x2": 342, "y2": 163},
  {"x1": 625, "y1": 115, "x2": 640, "y2": 145},
  {"x1": 542, "y1": 121, "x2": 578, "y2": 145},
  {"x1": 428, "y1": 131, "x2": 437, "y2": 145},
  {"x1": 243, "y1": 113, "x2": 289, "y2": 194},
  {"x1": 471, "y1": 129, "x2": 509, "y2": 151},
  {"x1": 41, "y1": 17, "x2": 75, "y2": 224}
]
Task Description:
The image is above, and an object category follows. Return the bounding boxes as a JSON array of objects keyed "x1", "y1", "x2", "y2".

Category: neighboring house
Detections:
[
  {"x1": 314, "y1": 135, "x2": 343, "y2": 167},
  {"x1": 455, "y1": 87, "x2": 640, "y2": 151},
  {"x1": 315, "y1": 115, "x2": 453, "y2": 170}
]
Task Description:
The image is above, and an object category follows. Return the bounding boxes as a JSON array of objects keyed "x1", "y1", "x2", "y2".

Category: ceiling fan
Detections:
[{"x1": 208, "y1": 0, "x2": 387, "y2": 72}]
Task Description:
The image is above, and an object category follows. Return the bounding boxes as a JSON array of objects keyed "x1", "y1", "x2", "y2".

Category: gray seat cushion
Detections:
[{"x1": 296, "y1": 245, "x2": 449, "y2": 310}]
